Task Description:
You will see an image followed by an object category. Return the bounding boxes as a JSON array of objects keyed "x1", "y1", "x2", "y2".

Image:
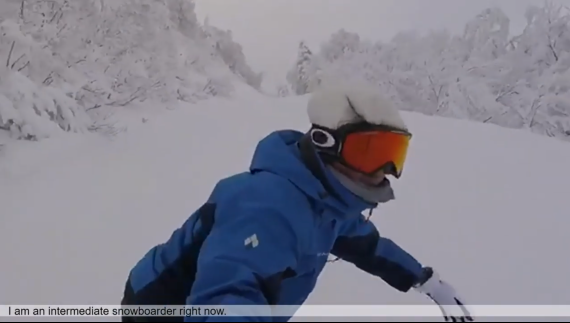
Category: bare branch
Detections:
[
  {"x1": 67, "y1": 58, "x2": 86, "y2": 68},
  {"x1": 57, "y1": 24, "x2": 67, "y2": 36},
  {"x1": 106, "y1": 88, "x2": 143, "y2": 107},
  {"x1": 427, "y1": 74, "x2": 442, "y2": 109},
  {"x1": 49, "y1": 10, "x2": 59, "y2": 24},
  {"x1": 19, "y1": 0, "x2": 25, "y2": 20},
  {"x1": 10, "y1": 54, "x2": 25, "y2": 69},
  {"x1": 57, "y1": 10, "x2": 64, "y2": 24},
  {"x1": 81, "y1": 85, "x2": 105, "y2": 95},
  {"x1": 17, "y1": 61, "x2": 29, "y2": 72},
  {"x1": 528, "y1": 98, "x2": 541, "y2": 129},
  {"x1": 119, "y1": 93, "x2": 141, "y2": 106},
  {"x1": 43, "y1": 72, "x2": 54, "y2": 85},
  {"x1": 6, "y1": 41, "x2": 15, "y2": 68},
  {"x1": 86, "y1": 104, "x2": 102, "y2": 112},
  {"x1": 548, "y1": 43, "x2": 559, "y2": 62}
]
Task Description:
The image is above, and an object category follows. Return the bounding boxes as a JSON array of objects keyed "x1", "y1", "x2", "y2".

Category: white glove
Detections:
[{"x1": 414, "y1": 267, "x2": 474, "y2": 322}]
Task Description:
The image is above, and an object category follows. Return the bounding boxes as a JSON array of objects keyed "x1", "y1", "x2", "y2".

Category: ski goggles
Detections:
[{"x1": 310, "y1": 123, "x2": 412, "y2": 178}]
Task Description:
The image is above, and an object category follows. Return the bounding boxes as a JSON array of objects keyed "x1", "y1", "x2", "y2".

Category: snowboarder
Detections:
[{"x1": 121, "y1": 82, "x2": 473, "y2": 322}]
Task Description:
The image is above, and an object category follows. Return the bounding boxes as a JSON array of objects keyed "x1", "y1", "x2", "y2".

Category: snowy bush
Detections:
[
  {"x1": 287, "y1": 3, "x2": 570, "y2": 141},
  {"x1": 0, "y1": 70, "x2": 91, "y2": 140},
  {"x1": 0, "y1": 0, "x2": 260, "y2": 140}
]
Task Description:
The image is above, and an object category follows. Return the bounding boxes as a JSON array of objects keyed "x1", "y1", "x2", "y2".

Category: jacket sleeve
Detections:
[
  {"x1": 331, "y1": 214, "x2": 424, "y2": 292},
  {"x1": 185, "y1": 196, "x2": 301, "y2": 322}
]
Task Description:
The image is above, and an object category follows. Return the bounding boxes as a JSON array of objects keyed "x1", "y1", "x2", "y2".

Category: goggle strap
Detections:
[
  {"x1": 298, "y1": 133, "x2": 347, "y2": 204},
  {"x1": 308, "y1": 124, "x2": 342, "y2": 156}
]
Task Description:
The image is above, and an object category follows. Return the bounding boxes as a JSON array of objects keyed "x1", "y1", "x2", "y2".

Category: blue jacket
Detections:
[{"x1": 126, "y1": 130, "x2": 424, "y2": 322}]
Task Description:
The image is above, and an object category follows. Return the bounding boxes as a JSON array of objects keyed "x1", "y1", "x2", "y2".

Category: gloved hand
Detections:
[{"x1": 414, "y1": 267, "x2": 474, "y2": 322}]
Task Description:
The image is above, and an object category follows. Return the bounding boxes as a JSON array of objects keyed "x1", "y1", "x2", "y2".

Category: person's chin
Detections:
[{"x1": 360, "y1": 178, "x2": 386, "y2": 188}]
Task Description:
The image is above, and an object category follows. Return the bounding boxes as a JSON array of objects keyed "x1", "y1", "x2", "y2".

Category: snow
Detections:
[{"x1": 1, "y1": 90, "x2": 570, "y2": 322}]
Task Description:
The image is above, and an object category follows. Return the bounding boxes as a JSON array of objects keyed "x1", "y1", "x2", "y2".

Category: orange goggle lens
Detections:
[{"x1": 341, "y1": 130, "x2": 411, "y2": 177}]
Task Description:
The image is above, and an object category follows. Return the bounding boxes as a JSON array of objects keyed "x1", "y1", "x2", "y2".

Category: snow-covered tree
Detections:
[
  {"x1": 202, "y1": 18, "x2": 263, "y2": 90},
  {"x1": 286, "y1": 3, "x2": 570, "y2": 141},
  {"x1": 0, "y1": 0, "x2": 261, "y2": 141},
  {"x1": 286, "y1": 41, "x2": 317, "y2": 95},
  {"x1": 319, "y1": 29, "x2": 361, "y2": 63},
  {"x1": 462, "y1": 7, "x2": 511, "y2": 62}
]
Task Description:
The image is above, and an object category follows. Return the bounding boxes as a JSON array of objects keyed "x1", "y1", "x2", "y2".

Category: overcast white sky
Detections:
[{"x1": 194, "y1": 0, "x2": 564, "y2": 86}]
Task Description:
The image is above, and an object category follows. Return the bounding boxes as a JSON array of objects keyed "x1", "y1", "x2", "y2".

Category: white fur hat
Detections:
[{"x1": 307, "y1": 81, "x2": 407, "y2": 131}]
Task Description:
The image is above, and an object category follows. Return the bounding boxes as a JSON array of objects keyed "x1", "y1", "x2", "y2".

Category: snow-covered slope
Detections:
[{"x1": 1, "y1": 92, "x2": 569, "y2": 322}]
